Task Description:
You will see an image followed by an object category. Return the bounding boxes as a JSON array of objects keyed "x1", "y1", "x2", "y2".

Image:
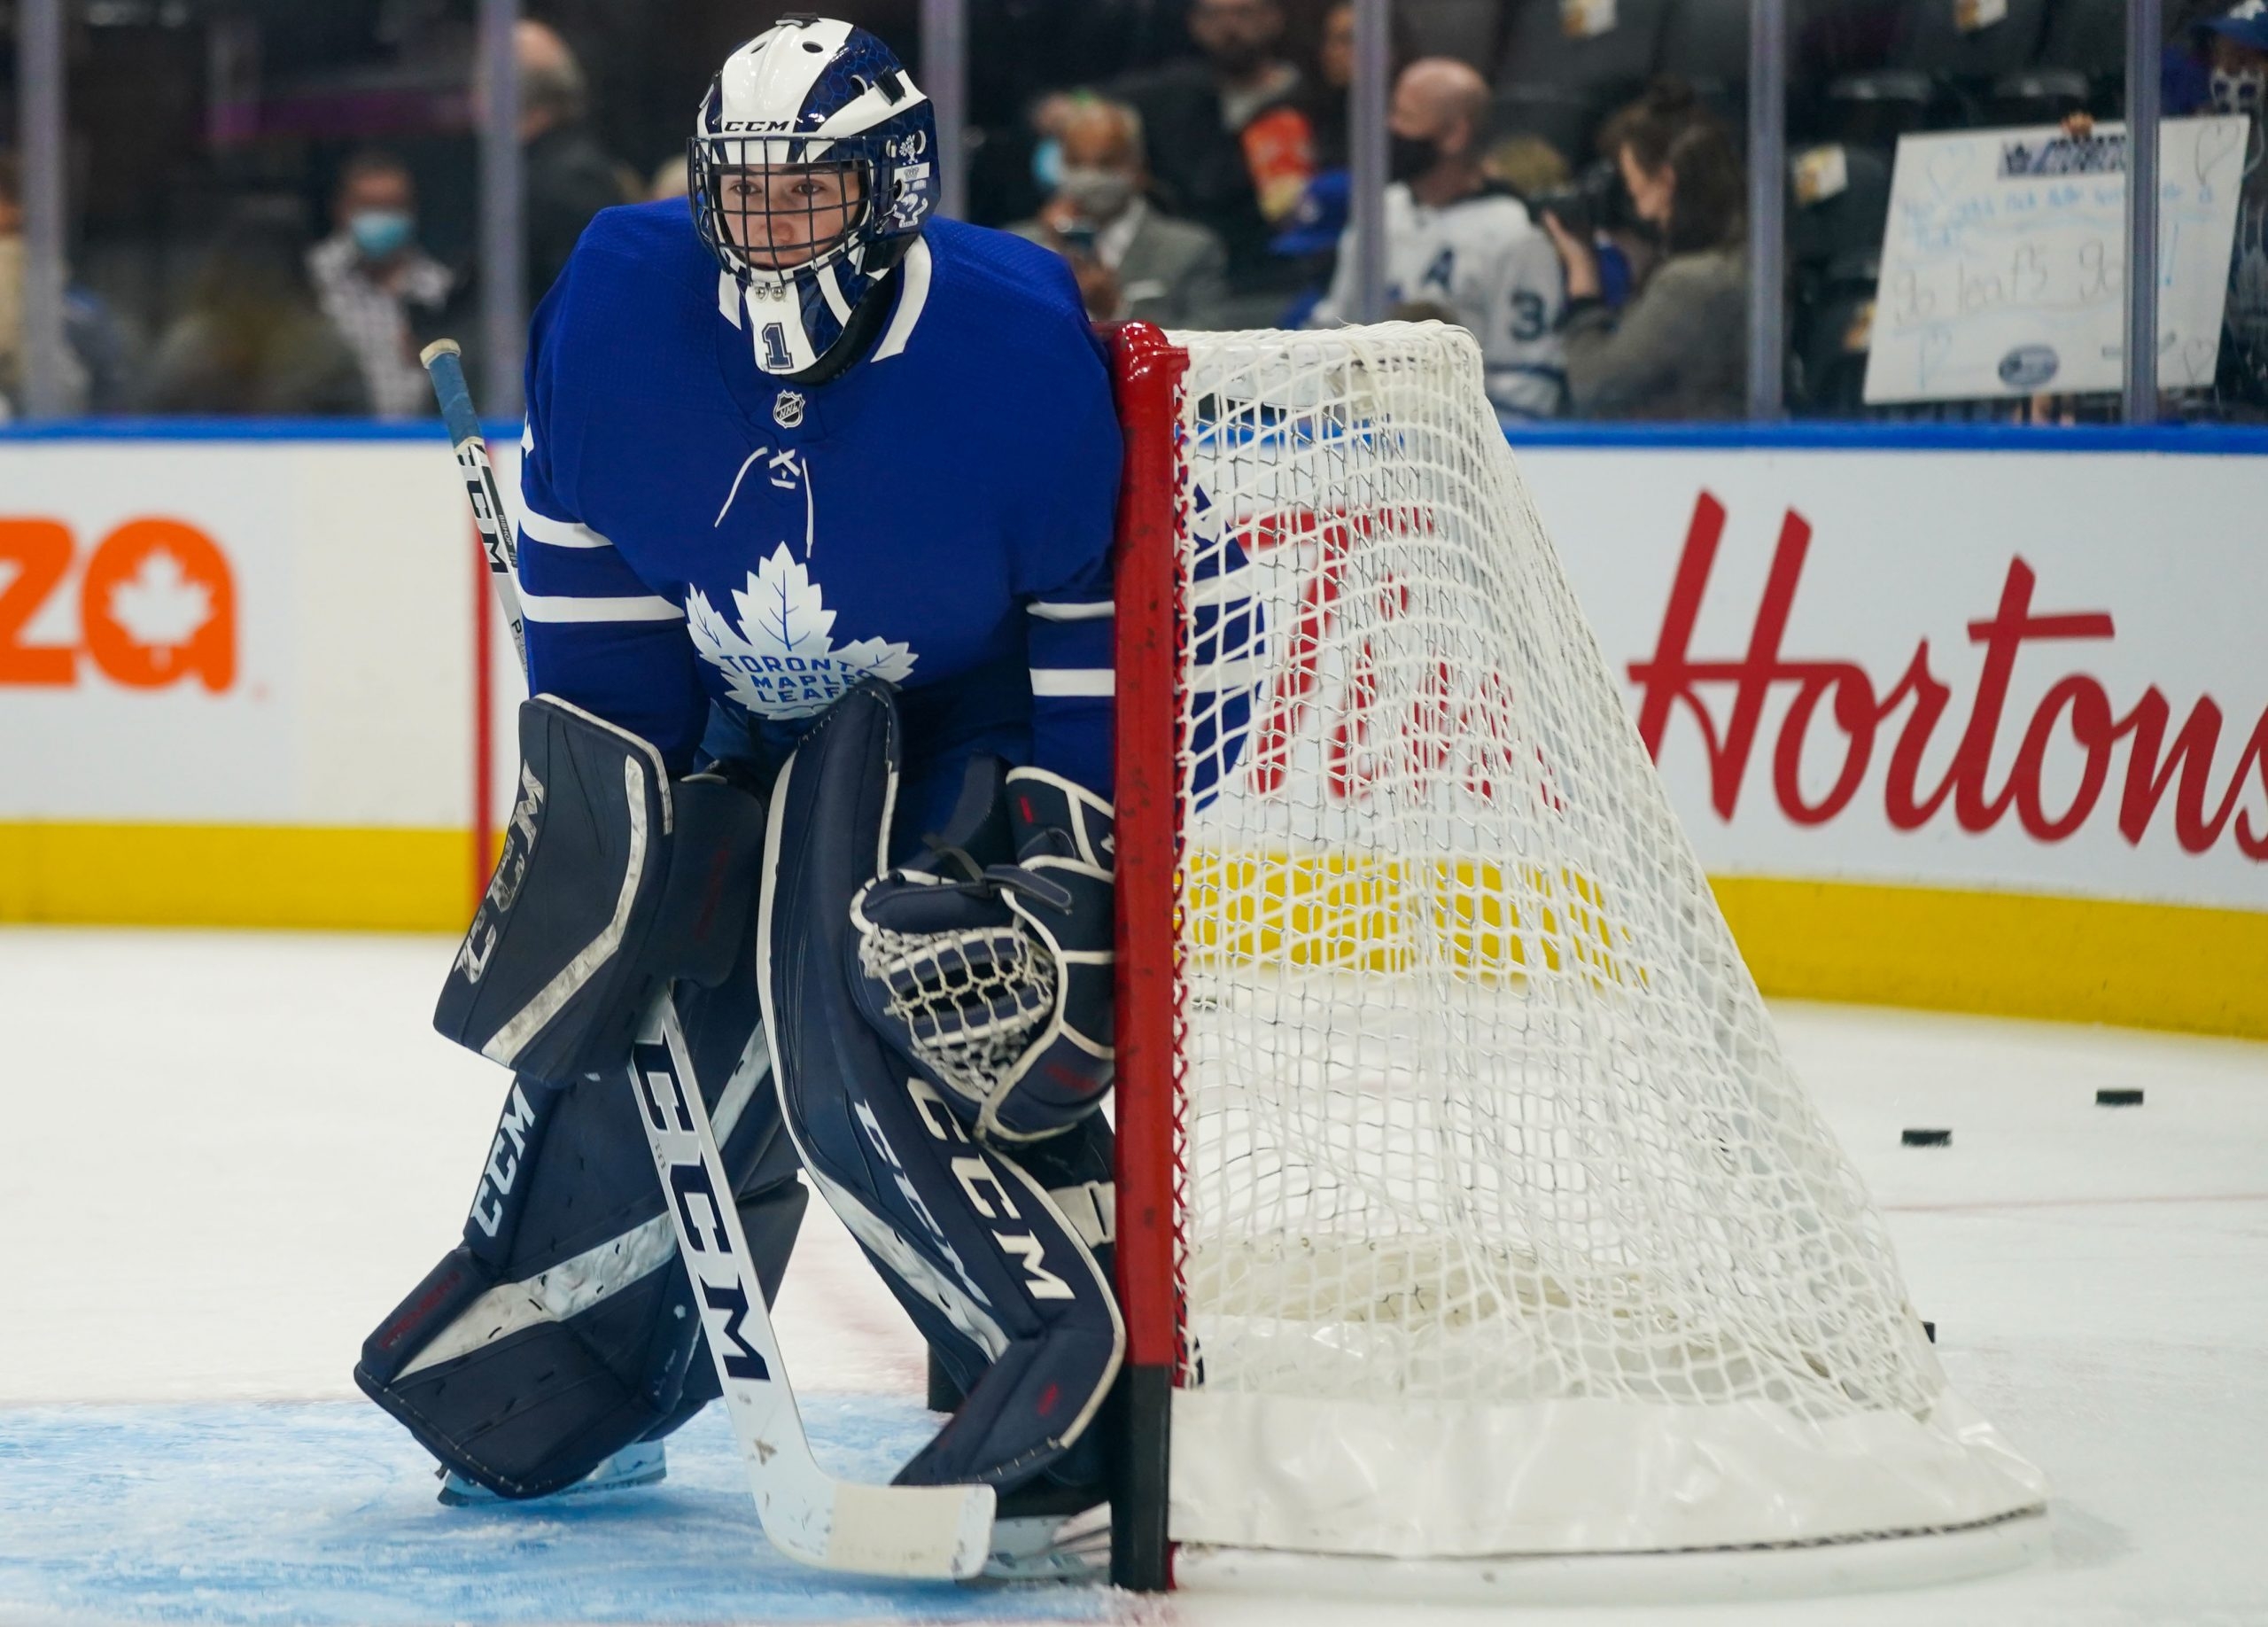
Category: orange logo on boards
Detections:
[{"x1": 0, "y1": 518, "x2": 237, "y2": 691}]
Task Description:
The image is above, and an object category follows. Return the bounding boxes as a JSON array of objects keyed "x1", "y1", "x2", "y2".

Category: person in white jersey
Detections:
[{"x1": 1308, "y1": 57, "x2": 1568, "y2": 420}]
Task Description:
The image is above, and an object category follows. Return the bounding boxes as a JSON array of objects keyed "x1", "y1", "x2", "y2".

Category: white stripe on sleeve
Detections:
[
  {"x1": 1028, "y1": 599, "x2": 1115, "y2": 622},
  {"x1": 1030, "y1": 667, "x2": 1115, "y2": 697},
  {"x1": 520, "y1": 590, "x2": 685, "y2": 625},
  {"x1": 519, "y1": 509, "x2": 617, "y2": 549}
]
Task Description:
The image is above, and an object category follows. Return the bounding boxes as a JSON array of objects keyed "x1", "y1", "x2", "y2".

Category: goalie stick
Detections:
[{"x1": 418, "y1": 339, "x2": 997, "y2": 1581}]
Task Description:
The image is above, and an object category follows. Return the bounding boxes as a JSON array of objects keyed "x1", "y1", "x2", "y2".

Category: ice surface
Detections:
[
  {"x1": 0, "y1": 1400, "x2": 1108, "y2": 1627},
  {"x1": 3, "y1": 927, "x2": 2264, "y2": 1626}
]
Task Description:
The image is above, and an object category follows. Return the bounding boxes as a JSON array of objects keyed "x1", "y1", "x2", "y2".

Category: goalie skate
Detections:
[{"x1": 982, "y1": 1487, "x2": 1112, "y2": 1583}]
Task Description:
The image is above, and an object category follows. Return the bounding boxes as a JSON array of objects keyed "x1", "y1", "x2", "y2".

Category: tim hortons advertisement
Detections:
[{"x1": 1518, "y1": 448, "x2": 2268, "y2": 915}]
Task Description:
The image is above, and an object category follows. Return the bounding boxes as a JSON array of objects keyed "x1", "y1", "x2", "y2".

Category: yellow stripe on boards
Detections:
[
  {"x1": 4, "y1": 821, "x2": 2262, "y2": 1040},
  {"x1": 1178, "y1": 850, "x2": 2266, "y2": 1039},
  {"x1": 1710, "y1": 877, "x2": 2268, "y2": 1042},
  {"x1": 1180, "y1": 850, "x2": 1635, "y2": 987},
  {"x1": 0, "y1": 821, "x2": 473, "y2": 932}
]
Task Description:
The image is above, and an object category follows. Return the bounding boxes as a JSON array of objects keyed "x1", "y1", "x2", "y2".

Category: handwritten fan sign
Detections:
[{"x1": 1864, "y1": 116, "x2": 2249, "y2": 403}]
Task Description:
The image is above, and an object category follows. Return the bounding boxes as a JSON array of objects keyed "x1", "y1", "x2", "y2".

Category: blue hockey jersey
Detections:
[{"x1": 516, "y1": 202, "x2": 1122, "y2": 841}]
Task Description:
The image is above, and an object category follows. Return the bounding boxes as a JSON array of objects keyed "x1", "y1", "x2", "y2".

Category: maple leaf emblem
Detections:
[
  {"x1": 686, "y1": 544, "x2": 917, "y2": 720},
  {"x1": 106, "y1": 548, "x2": 214, "y2": 649}
]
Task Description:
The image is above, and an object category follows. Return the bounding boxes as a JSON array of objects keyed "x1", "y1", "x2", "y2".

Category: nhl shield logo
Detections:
[{"x1": 773, "y1": 389, "x2": 805, "y2": 429}]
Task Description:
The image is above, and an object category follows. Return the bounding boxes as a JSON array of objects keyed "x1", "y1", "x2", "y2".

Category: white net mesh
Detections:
[{"x1": 1157, "y1": 323, "x2": 2044, "y2": 1560}]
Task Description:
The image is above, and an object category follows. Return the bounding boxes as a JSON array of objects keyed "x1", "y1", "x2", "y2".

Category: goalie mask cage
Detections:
[{"x1": 1101, "y1": 321, "x2": 2047, "y2": 1603}]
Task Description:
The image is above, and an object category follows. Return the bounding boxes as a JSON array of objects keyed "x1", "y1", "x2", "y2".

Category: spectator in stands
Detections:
[
  {"x1": 1309, "y1": 58, "x2": 1568, "y2": 420},
  {"x1": 514, "y1": 20, "x2": 633, "y2": 308},
  {"x1": 1543, "y1": 81, "x2": 1747, "y2": 419},
  {"x1": 0, "y1": 152, "x2": 130, "y2": 416},
  {"x1": 2060, "y1": 3, "x2": 2268, "y2": 424},
  {"x1": 1302, "y1": 0, "x2": 1356, "y2": 169},
  {"x1": 143, "y1": 199, "x2": 369, "y2": 416},
  {"x1": 965, "y1": 0, "x2": 1200, "y2": 223},
  {"x1": 2201, "y1": 0, "x2": 2268, "y2": 414},
  {"x1": 1116, "y1": 0, "x2": 1316, "y2": 300},
  {"x1": 1011, "y1": 97, "x2": 1231, "y2": 328},
  {"x1": 1483, "y1": 134, "x2": 1571, "y2": 199},
  {"x1": 1288, "y1": 1, "x2": 1418, "y2": 169},
  {"x1": 307, "y1": 151, "x2": 455, "y2": 420}
]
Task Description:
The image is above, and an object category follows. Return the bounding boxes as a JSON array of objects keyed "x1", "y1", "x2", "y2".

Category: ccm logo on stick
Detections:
[{"x1": 632, "y1": 1039, "x2": 773, "y2": 1383}]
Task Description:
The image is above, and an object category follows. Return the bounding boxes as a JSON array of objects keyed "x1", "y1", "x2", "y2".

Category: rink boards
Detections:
[{"x1": 0, "y1": 419, "x2": 2261, "y2": 1037}]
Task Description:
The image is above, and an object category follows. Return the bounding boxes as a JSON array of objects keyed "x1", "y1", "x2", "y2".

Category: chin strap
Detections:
[{"x1": 785, "y1": 278, "x2": 898, "y2": 384}]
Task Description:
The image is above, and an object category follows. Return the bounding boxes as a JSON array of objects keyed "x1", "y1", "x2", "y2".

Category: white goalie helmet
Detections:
[{"x1": 689, "y1": 15, "x2": 937, "y2": 375}]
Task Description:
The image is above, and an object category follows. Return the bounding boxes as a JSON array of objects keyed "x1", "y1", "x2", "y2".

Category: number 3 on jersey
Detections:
[{"x1": 1509, "y1": 289, "x2": 1549, "y2": 342}]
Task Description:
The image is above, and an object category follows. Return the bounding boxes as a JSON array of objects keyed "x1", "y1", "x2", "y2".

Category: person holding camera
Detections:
[
  {"x1": 1309, "y1": 57, "x2": 1567, "y2": 420},
  {"x1": 1541, "y1": 80, "x2": 1747, "y2": 420}
]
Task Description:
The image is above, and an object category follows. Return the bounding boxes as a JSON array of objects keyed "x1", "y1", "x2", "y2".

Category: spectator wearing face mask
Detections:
[
  {"x1": 1115, "y1": 0, "x2": 1316, "y2": 299},
  {"x1": 1010, "y1": 97, "x2": 1231, "y2": 329},
  {"x1": 307, "y1": 150, "x2": 455, "y2": 420},
  {"x1": 1309, "y1": 58, "x2": 1568, "y2": 420}
]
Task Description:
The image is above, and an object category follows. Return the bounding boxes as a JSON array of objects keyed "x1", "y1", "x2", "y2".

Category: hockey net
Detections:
[{"x1": 1105, "y1": 322, "x2": 2046, "y2": 1593}]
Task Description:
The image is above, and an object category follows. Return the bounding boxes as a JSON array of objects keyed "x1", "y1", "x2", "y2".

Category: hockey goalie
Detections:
[{"x1": 356, "y1": 17, "x2": 1133, "y2": 1557}]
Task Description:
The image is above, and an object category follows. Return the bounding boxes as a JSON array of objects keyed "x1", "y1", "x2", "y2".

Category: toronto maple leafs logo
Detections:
[{"x1": 686, "y1": 545, "x2": 917, "y2": 720}]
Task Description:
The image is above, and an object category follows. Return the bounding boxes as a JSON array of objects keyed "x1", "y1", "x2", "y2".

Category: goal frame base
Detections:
[{"x1": 1172, "y1": 1509, "x2": 2053, "y2": 1607}]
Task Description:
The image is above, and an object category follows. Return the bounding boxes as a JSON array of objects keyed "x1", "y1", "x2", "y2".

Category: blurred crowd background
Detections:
[{"x1": 0, "y1": 0, "x2": 2262, "y2": 424}]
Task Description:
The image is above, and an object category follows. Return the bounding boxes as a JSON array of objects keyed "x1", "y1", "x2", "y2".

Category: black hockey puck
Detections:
[
  {"x1": 1922, "y1": 1320, "x2": 1937, "y2": 1344},
  {"x1": 2097, "y1": 1088, "x2": 2145, "y2": 1107},
  {"x1": 1901, "y1": 1128, "x2": 1952, "y2": 1147}
]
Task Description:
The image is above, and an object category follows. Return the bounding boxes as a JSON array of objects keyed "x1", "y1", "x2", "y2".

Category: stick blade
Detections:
[
  {"x1": 819, "y1": 1480, "x2": 997, "y2": 1580},
  {"x1": 740, "y1": 1419, "x2": 997, "y2": 1579}
]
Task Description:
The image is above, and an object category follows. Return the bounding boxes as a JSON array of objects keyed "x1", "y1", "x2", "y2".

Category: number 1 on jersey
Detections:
[{"x1": 761, "y1": 323, "x2": 792, "y2": 370}]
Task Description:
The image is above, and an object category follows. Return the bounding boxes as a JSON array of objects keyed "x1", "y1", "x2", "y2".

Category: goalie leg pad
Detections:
[
  {"x1": 434, "y1": 695, "x2": 767, "y2": 1087},
  {"x1": 358, "y1": 951, "x2": 806, "y2": 1500},
  {"x1": 758, "y1": 681, "x2": 1124, "y2": 1491}
]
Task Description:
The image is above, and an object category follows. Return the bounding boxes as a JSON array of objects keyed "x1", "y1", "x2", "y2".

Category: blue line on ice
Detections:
[{"x1": 0, "y1": 1397, "x2": 1113, "y2": 1625}]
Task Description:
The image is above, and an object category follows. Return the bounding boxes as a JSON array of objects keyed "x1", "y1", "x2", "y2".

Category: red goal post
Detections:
[{"x1": 1104, "y1": 320, "x2": 1186, "y2": 1592}]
